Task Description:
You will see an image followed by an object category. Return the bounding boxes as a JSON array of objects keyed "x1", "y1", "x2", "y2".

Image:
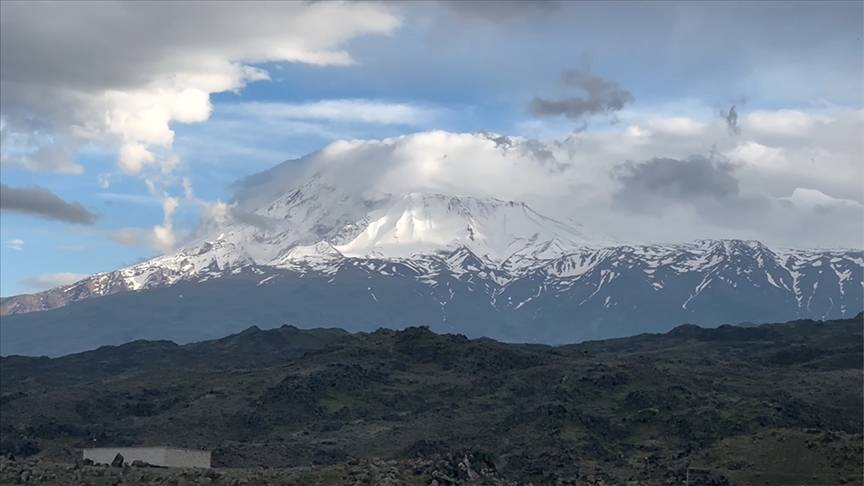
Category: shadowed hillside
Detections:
[{"x1": 1, "y1": 315, "x2": 862, "y2": 485}]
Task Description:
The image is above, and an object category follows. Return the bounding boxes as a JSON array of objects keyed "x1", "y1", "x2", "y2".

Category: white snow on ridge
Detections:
[{"x1": 332, "y1": 192, "x2": 599, "y2": 262}]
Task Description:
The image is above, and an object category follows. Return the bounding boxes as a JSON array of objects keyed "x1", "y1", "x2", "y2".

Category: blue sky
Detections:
[{"x1": 1, "y1": 1, "x2": 862, "y2": 296}]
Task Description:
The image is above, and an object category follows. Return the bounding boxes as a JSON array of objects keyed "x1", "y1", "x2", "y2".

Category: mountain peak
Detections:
[{"x1": 331, "y1": 191, "x2": 596, "y2": 261}]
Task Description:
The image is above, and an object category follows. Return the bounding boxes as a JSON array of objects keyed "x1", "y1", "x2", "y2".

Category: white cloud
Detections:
[
  {"x1": 642, "y1": 116, "x2": 707, "y2": 136},
  {"x1": 743, "y1": 110, "x2": 829, "y2": 137},
  {"x1": 619, "y1": 116, "x2": 706, "y2": 142},
  {"x1": 726, "y1": 109, "x2": 862, "y2": 203},
  {"x1": 1, "y1": 2, "x2": 399, "y2": 174},
  {"x1": 779, "y1": 188, "x2": 864, "y2": 211},
  {"x1": 19, "y1": 272, "x2": 89, "y2": 291},
  {"x1": 624, "y1": 125, "x2": 649, "y2": 138},
  {"x1": 726, "y1": 141, "x2": 787, "y2": 167},
  {"x1": 118, "y1": 143, "x2": 156, "y2": 175},
  {"x1": 5, "y1": 239, "x2": 24, "y2": 251},
  {"x1": 152, "y1": 196, "x2": 180, "y2": 253},
  {"x1": 1, "y1": 1, "x2": 400, "y2": 254},
  {"x1": 290, "y1": 131, "x2": 577, "y2": 203},
  {"x1": 233, "y1": 106, "x2": 863, "y2": 248}
]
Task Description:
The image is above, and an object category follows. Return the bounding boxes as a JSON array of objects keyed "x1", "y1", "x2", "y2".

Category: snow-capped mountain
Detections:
[
  {"x1": 1, "y1": 175, "x2": 607, "y2": 316},
  {"x1": 1, "y1": 169, "x2": 862, "y2": 356}
]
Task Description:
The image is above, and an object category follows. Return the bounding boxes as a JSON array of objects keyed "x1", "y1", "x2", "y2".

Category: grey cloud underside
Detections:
[
  {"x1": 485, "y1": 134, "x2": 567, "y2": 172},
  {"x1": 612, "y1": 156, "x2": 739, "y2": 210},
  {"x1": 0, "y1": 184, "x2": 96, "y2": 224},
  {"x1": 529, "y1": 69, "x2": 634, "y2": 122},
  {"x1": 0, "y1": 1, "x2": 399, "y2": 177},
  {"x1": 607, "y1": 153, "x2": 862, "y2": 246}
]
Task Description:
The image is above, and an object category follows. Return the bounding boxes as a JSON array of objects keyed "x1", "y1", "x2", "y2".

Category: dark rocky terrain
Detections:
[{"x1": 1, "y1": 315, "x2": 862, "y2": 485}]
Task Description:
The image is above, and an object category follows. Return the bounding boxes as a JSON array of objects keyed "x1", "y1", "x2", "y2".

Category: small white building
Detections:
[{"x1": 82, "y1": 447, "x2": 211, "y2": 468}]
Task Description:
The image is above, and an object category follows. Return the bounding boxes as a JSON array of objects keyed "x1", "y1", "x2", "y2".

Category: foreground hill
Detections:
[{"x1": 1, "y1": 315, "x2": 862, "y2": 485}]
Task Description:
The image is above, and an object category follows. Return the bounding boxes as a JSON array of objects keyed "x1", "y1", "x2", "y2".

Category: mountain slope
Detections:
[
  {"x1": 2, "y1": 240, "x2": 861, "y2": 357},
  {"x1": 332, "y1": 192, "x2": 596, "y2": 261},
  {"x1": 0, "y1": 189, "x2": 603, "y2": 317},
  {"x1": 1, "y1": 160, "x2": 861, "y2": 356}
]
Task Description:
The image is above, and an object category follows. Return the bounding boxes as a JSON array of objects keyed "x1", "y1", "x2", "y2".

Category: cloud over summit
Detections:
[{"x1": 229, "y1": 113, "x2": 863, "y2": 249}]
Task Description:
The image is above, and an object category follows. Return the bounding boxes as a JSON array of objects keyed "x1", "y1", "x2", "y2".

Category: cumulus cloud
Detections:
[
  {"x1": 725, "y1": 141, "x2": 786, "y2": 167},
  {"x1": 237, "y1": 131, "x2": 576, "y2": 205},
  {"x1": 118, "y1": 143, "x2": 157, "y2": 175},
  {"x1": 0, "y1": 184, "x2": 96, "y2": 224},
  {"x1": 0, "y1": 1, "x2": 400, "y2": 252},
  {"x1": 724, "y1": 109, "x2": 862, "y2": 204},
  {"x1": 779, "y1": 188, "x2": 864, "y2": 211},
  {"x1": 529, "y1": 69, "x2": 634, "y2": 124},
  {"x1": 744, "y1": 109, "x2": 828, "y2": 137},
  {"x1": 605, "y1": 153, "x2": 861, "y2": 246},
  {"x1": 621, "y1": 116, "x2": 707, "y2": 138},
  {"x1": 229, "y1": 105, "x2": 862, "y2": 249},
  {"x1": 151, "y1": 195, "x2": 180, "y2": 253},
  {"x1": 649, "y1": 117, "x2": 707, "y2": 137},
  {"x1": 19, "y1": 273, "x2": 88, "y2": 291},
  {"x1": 0, "y1": 1, "x2": 398, "y2": 173},
  {"x1": 5, "y1": 239, "x2": 24, "y2": 251}
]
